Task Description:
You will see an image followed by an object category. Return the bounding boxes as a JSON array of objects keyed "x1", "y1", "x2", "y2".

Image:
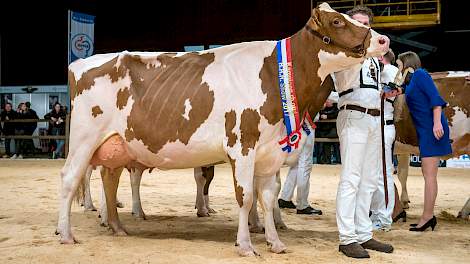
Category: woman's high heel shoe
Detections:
[
  {"x1": 393, "y1": 211, "x2": 407, "y2": 223},
  {"x1": 409, "y1": 216, "x2": 437, "y2": 232}
]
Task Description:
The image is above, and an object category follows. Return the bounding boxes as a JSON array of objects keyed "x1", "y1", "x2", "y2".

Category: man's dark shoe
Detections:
[
  {"x1": 339, "y1": 242, "x2": 370, "y2": 258},
  {"x1": 278, "y1": 199, "x2": 296, "y2": 209},
  {"x1": 361, "y1": 238, "x2": 394, "y2": 253},
  {"x1": 297, "y1": 206, "x2": 323, "y2": 215}
]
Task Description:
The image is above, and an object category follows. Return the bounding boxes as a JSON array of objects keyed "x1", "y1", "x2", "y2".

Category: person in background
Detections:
[
  {"x1": 1, "y1": 103, "x2": 17, "y2": 158},
  {"x1": 23, "y1": 102, "x2": 39, "y2": 154},
  {"x1": 11, "y1": 103, "x2": 27, "y2": 159},
  {"x1": 369, "y1": 49, "x2": 399, "y2": 232},
  {"x1": 396, "y1": 51, "x2": 452, "y2": 232},
  {"x1": 45, "y1": 102, "x2": 66, "y2": 159},
  {"x1": 315, "y1": 96, "x2": 340, "y2": 164}
]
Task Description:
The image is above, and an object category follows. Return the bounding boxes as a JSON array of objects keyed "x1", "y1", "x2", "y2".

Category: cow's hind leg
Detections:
[
  {"x1": 203, "y1": 166, "x2": 216, "y2": 213},
  {"x1": 56, "y1": 145, "x2": 98, "y2": 244},
  {"x1": 229, "y1": 156, "x2": 257, "y2": 256},
  {"x1": 194, "y1": 167, "x2": 210, "y2": 217},
  {"x1": 130, "y1": 168, "x2": 146, "y2": 219},
  {"x1": 101, "y1": 166, "x2": 127, "y2": 236},
  {"x1": 458, "y1": 198, "x2": 470, "y2": 219},
  {"x1": 397, "y1": 154, "x2": 410, "y2": 209},
  {"x1": 248, "y1": 187, "x2": 264, "y2": 234},
  {"x1": 82, "y1": 165, "x2": 97, "y2": 211},
  {"x1": 257, "y1": 175, "x2": 287, "y2": 254}
]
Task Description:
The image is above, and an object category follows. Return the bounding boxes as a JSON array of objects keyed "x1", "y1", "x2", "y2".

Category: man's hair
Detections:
[
  {"x1": 346, "y1": 5, "x2": 374, "y2": 23},
  {"x1": 383, "y1": 49, "x2": 396, "y2": 65},
  {"x1": 25, "y1": 101, "x2": 31, "y2": 108},
  {"x1": 398, "y1": 51, "x2": 421, "y2": 71}
]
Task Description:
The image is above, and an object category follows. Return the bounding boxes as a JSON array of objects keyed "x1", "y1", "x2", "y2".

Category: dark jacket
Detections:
[
  {"x1": 44, "y1": 110, "x2": 67, "y2": 134},
  {"x1": 1, "y1": 110, "x2": 17, "y2": 135},
  {"x1": 315, "y1": 103, "x2": 339, "y2": 138}
]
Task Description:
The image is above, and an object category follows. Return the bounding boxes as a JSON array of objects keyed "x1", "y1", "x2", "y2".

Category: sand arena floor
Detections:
[{"x1": 0, "y1": 160, "x2": 468, "y2": 263}]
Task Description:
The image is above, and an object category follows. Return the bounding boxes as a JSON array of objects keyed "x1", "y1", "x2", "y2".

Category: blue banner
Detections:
[{"x1": 68, "y1": 11, "x2": 95, "y2": 64}]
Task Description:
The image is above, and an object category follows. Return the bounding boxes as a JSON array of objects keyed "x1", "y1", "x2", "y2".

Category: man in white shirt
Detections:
[
  {"x1": 370, "y1": 50, "x2": 399, "y2": 231},
  {"x1": 334, "y1": 6, "x2": 394, "y2": 259}
]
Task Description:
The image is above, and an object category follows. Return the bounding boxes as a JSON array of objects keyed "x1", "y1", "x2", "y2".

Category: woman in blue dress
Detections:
[{"x1": 396, "y1": 51, "x2": 452, "y2": 232}]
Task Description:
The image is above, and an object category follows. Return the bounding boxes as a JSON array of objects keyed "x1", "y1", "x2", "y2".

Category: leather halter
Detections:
[{"x1": 304, "y1": 24, "x2": 370, "y2": 56}]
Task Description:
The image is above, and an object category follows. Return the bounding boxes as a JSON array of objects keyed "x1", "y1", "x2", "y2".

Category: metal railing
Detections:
[
  {"x1": 316, "y1": 0, "x2": 441, "y2": 28},
  {"x1": 1, "y1": 115, "x2": 70, "y2": 156}
]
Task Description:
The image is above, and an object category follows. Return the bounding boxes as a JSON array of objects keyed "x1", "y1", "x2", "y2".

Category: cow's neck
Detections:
[{"x1": 288, "y1": 27, "x2": 331, "y2": 118}]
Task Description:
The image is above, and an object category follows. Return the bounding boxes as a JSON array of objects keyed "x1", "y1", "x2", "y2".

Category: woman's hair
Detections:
[
  {"x1": 53, "y1": 102, "x2": 62, "y2": 109},
  {"x1": 398, "y1": 51, "x2": 421, "y2": 71}
]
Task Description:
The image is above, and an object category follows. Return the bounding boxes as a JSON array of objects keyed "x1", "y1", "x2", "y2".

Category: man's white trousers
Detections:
[
  {"x1": 280, "y1": 132, "x2": 315, "y2": 210},
  {"x1": 336, "y1": 110, "x2": 380, "y2": 245}
]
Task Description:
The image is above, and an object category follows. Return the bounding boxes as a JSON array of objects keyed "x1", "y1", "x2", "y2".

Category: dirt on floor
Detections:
[{"x1": 0, "y1": 160, "x2": 468, "y2": 264}]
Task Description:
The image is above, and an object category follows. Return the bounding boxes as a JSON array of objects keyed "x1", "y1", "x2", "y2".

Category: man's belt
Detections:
[
  {"x1": 386, "y1": 120, "x2": 394, "y2": 125},
  {"x1": 339, "y1": 104, "x2": 381, "y2": 117}
]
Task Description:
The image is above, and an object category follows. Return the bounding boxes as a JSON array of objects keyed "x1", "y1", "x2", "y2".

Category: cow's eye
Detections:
[{"x1": 333, "y1": 18, "x2": 344, "y2": 27}]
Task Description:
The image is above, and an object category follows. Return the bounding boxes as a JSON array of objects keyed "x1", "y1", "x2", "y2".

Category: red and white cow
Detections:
[
  {"x1": 394, "y1": 71, "x2": 470, "y2": 216},
  {"x1": 57, "y1": 3, "x2": 389, "y2": 256}
]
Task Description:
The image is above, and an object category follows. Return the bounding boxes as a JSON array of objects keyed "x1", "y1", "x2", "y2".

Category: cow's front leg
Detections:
[
  {"x1": 194, "y1": 167, "x2": 210, "y2": 217},
  {"x1": 397, "y1": 154, "x2": 410, "y2": 209},
  {"x1": 229, "y1": 156, "x2": 257, "y2": 257},
  {"x1": 82, "y1": 165, "x2": 97, "y2": 211},
  {"x1": 273, "y1": 171, "x2": 287, "y2": 230},
  {"x1": 130, "y1": 168, "x2": 146, "y2": 219},
  {"x1": 256, "y1": 175, "x2": 287, "y2": 254},
  {"x1": 101, "y1": 166, "x2": 127, "y2": 236}
]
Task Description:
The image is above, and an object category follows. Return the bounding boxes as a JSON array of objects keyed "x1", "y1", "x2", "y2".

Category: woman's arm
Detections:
[{"x1": 433, "y1": 106, "x2": 444, "y2": 140}]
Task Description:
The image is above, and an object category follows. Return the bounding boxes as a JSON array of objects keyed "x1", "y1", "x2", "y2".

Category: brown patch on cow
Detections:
[
  {"x1": 120, "y1": 52, "x2": 215, "y2": 154},
  {"x1": 116, "y1": 87, "x2": 131, "y2": 110},
  {"x1": 239, "y1": 109, "x2": 261, "y2": 156},
  {"x1": 229, "y1": 156, "x2": 244, "y2": 207},
  {"x1": 69, "y1": 56, "x2": 127, "y2": 101},
  {"x1": 452, "y1": 133, "x2": 470, "y2": 156},
  {"x1": 91, "y1": 106, "x2": 103, "y2": 117},
  {"x1": 225, "y1": 110, "x2": 237, "y2": 147}
]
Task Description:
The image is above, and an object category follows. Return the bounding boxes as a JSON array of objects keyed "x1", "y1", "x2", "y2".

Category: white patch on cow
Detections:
[
  {"x1": 447, "y1": 71, "x2": 470, "y2": 78},
  {"x1": 68, "y1": 70, "x2": 133, "y2": 152},
  {"x1": 182, "y1": 99, "x2": 192, "y2": 120},
  {"x1": 317, "y1": 50, "x2": 363, "y2": 82},
  {"x1": 450, "y1": 106, "x2": 470, "y2": 141},
  {"x1": 69, "y1": 53, "x2": 119, "y2": 81}
]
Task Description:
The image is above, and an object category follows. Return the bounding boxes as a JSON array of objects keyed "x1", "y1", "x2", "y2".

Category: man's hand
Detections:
[
  {"x1": 51, "y1": 117, "x2": 57, "y2": 122},
  {"x1": 383, "y1": 89, "x2": 401, "y2": 98},
  {"x1": 320, "y1": 114, "x2": 327, "y2": 120}
]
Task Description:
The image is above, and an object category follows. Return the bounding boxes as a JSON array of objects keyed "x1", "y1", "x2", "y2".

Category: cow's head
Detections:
[{"x1": 307, "y1": 3, "x2": 389, "y2": 78}]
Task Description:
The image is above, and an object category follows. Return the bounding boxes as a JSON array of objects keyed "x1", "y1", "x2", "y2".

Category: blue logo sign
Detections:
[{"x1": 71, "y1": 34, "x2": 93, "y2": 59}]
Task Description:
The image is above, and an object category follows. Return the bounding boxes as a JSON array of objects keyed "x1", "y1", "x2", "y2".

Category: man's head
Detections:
[
  {"x1": 25, "y1": 102, "x2": 31, "y2": 109},
  {"x1": 4, "y1": 103, "x2": 12, "y2": 111},
  {"x1": 346, "y1": 5, "x2": 374, "y2": 26},
  {"x1": 379, "y1": 49, "x2": 396, "y2": 65}
]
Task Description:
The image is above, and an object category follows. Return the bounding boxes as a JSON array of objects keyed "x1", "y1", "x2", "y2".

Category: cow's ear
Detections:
[{"x1": 311, "y1": 8, "x2": 322, "y2": 28}]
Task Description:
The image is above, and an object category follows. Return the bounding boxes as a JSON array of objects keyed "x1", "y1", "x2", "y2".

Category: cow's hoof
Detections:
[
  {"x1": 249, "y1": 225, "x2": 265, "y2": 234},
  {"x1": 132, "y1": 211, "x2": 147, "y2": 220},
  {"x1": 111, "y1": 226, "x2": 128, "y2": 236},
  {"x1": 116, "y1": 201, "x2": 124, "y2": 208},
  {"x1": 84, "y1": 205, "x2": 97, "y2": 212},
  {"x1": 59, "y1": 235, "x2": 78, "y2": 244},
  {"x1": 268, "y1": 240, "x2": 287, "y2": 254},
  {"x1": 207, "y1": 207, "x2": 216, "y2": 214},
  {"x1": 237, "y1": 244, "x2": 259, "y2": 257},
  {"x1": 197, "y1": 211, "x2": 210, "y2": 217},
  {"x1": 275, "y1": 222, "x2": 288, "y2": 230},
  {"x1": 100, "y1": 222, "x2": 108, "y2": 227}
]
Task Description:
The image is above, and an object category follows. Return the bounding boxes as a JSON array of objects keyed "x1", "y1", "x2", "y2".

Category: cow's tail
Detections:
[{"x1": 75, "y1": 177, "x2": 86, "y2": 205}]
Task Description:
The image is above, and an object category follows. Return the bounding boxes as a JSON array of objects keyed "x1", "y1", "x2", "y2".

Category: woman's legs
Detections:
[{"x1": 419, "y1": 157, "x2": 439, "y2": 226}]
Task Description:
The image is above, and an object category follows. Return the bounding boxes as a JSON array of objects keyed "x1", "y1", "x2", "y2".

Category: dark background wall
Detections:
[{"x1": 0, "y1": 0, "x2": 468, "y2": 85}]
